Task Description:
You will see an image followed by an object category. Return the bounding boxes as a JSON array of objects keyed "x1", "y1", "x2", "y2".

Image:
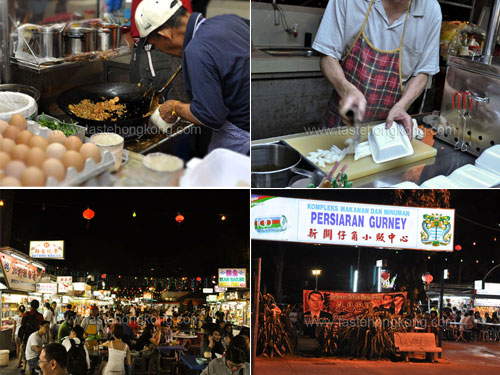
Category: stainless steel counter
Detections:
[{"x1": 252, "y1": 134, "x2": 477, "y2": 188}]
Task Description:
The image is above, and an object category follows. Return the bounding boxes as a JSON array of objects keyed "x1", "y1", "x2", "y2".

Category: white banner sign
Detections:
[
  {"x1": 251, "y1": 196, "x2": 455, "y2": 251},
  {"x1": 30, "y1": 241, "x2": 64, "y2": 259},
  {"x1": 36, "y1": 283, "x2": 58, "y2": 294},
  {"x1": 57, "y1": 276, "x2": 72, "y2": 283},
  {"x1": 203, "y1": 288, "x2": 214, "y2": 294},
  {"x1": 218, "y1": 268, "x2": 247, "y2": 288},
  {"x1": 58, "y1": 282, "x2": 69, "y2": 293}
]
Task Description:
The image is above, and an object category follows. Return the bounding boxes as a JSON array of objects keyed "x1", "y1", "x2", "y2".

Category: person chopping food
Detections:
[
  {"x1": 312, "y1": 0, "x2": 442, "y2": 139},
  {"x1": 135, "y1": 0, "x2": 250, "y2": 155}
]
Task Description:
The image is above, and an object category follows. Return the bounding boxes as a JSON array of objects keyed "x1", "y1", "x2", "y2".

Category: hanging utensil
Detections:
[{"x1": 148, "y1": 65, "x2": 183, "y2": 111}]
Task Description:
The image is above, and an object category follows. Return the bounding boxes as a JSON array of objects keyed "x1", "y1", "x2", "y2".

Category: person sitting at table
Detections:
[
  {"x1": 133, "y1": 324, "x2": 156, "y2": 352},
  {"x1": 200, "y1": 326, "x2": 224, "y2": 359},
  {"x1": 58, "y1": 311, "x2": 76, "y2": 343},
  {"x1": 201, "y1": 346, "x2": 249, "y2": 375},
  {"x1": 61, "y1": 325, "x2": 90, "y2": 375},
  {"x1": 152, "y1": 321, "x2": 176, "y2": 346},
  {"x1": 493, "y1": 312, "x2": 500, "y2": 324},
  {"x1": 455, "y1": 310, "x2": 462, "y2": 323},
  {"x1": 103, "y1": 325, "x2": 131, "y2": 375}
]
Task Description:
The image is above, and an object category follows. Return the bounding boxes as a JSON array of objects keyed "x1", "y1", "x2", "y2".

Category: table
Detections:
[
  {"x1": 448, "y1": 322, "x2": 469, "y2": 342},
  {"x1": 180, "y1": 354, "x2": 207, "y2": 373}
]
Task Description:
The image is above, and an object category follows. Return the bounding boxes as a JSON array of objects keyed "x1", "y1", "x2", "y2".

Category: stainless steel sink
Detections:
[{"x1": 260, "y1": 48, "x2": 320, "y2": 57}]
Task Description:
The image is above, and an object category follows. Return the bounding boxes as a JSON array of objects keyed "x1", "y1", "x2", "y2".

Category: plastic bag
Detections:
[{"x1": 0, "y1": 92, "x2": 38, "y2": 121}]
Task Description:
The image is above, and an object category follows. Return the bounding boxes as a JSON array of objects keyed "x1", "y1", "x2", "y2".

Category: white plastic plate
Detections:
[
  {"x1": 368, "y1": 122, "x2": 414, "y2": 164},
  {"x1": 448, "y1": 164, "x2": 500, "y2": 188}
]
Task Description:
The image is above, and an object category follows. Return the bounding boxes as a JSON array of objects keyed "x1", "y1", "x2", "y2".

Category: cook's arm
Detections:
[
  {"x1": 159, "y1": 100, "x2": 203, "y2": 126},
  {"x1": 320, "y1": 56, "x2": 367, "y2": 123}
]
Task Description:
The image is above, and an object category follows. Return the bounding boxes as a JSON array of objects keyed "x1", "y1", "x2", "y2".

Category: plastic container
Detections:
[
  {"x1": 0, "y1": 350, "x2": 9, "y2": 366},
  {"x1": 180, "y1": 148, "x2": 250, "y2": 187},
  {"x1": 90, "y1": 133, "x2": 124, "y2": 172},
  {"x1": 475, "y1": 144, "x2": 500, "y2": 176},
  {"x1": 448, "y1": 164, "x2": 500, "y2": 188},
  {"x1": 368, "y1": 122, "x2": 414, "y2": 163},
  {"x1": 0, "y1": 92, "x2": 37, "y2": 121},
  {"x1": 420, "y1": 175, "x2": 466, "y2": 189},
  {"x1": 143, "y1": 152, "x2": 184, "y2": 186},
  {"x1": 0, "y1": 84, "x2": 40, "y2": 102},
  {"x1": 392, "y1": 181, "x2": 420, "y2": 188}
]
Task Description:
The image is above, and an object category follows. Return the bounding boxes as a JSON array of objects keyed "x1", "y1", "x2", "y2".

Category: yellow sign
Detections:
[{"x1": 218, "y1": 268, "x2": 246, "y2": 288}]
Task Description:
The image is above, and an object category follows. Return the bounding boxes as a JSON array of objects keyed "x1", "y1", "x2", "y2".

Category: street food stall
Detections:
[
  {"x1": 0, "y1": 0, "x2": 250, "y2": 187},
  {"x1": 0, "y1": 247, "x2": 46, "y2": 353},
  {"x1": 251, "y1": 1, "x2": 500, "y2": 188}
]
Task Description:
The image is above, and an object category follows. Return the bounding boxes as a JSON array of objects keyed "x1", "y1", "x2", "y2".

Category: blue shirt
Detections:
[{"x1": 182, "y1": 13, "x2": 250, "y2": 132}]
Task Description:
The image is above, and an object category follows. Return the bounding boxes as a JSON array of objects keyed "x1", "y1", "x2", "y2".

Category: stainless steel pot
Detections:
[
  {"x1": 98, "y1": 23, "x2": 120, "y2": 49},
  {"x1": 96, "y1": 28, "x2": 113, "y2": 51},
  {"x1": 63, "y1": 27, "x2": 96, "y2": 56},
  {"x1": 31, "y1": 26, "x2": 62, "y2": 58},
  {"x1": 251, "y1": 143, "x2": 313, "y2": 187}
]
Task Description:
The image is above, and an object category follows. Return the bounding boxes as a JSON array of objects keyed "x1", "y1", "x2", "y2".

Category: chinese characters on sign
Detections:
[
  {"x1": 218, "y1": 268, "x2": 247, "y2": 288},
  {"x1": 251, "y1": 196, "x2": 455, "y2": 251},
  {"x1": 36, "y1": 283, "x2": 58, "y2": 294},
  {"x1": 29, "y1": 241, "x2": 65, "y2": 259},
  {"x1": 0, "y1": 252, "x2": 41, "y2": 292}
]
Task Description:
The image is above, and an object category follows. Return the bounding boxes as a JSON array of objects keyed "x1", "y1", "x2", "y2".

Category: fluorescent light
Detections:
[
  {"x1": 377, "y1": 267, "x2": 382, "y2": 293},
  {"x1": 31, "y1": 262, "x2": 45, "y2": 269},
  {"x1": 353, "y1": 270, "x2": 359, "y2": 293},
  {"x1": 10, "y1": 253, "x2": 29, "y2": 263}
]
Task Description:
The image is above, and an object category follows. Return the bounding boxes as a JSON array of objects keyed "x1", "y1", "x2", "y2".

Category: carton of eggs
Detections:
[{"x1": 0, "y1": 116, "x2": 115, "y2": 186}]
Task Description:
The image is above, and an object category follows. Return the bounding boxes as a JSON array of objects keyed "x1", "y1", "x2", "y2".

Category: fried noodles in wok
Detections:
[{"x1": 68, "y1": 96, "x2": 126, "y2": 121}]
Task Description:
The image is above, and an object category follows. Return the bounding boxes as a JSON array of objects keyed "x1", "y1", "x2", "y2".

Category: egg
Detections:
[
  {"x1": 25, "y1": 147, "x2": 47, "y2": 168},
  {"x1": 61, "y1": 150, "x2": 84, "y2": 172},
  {"x1": 46, "y1": 143, "x2": 67, "y2": 160},
  {"x1": 0, "y1": 176, "x2": 22, "y2": 186},
  {"x1": 48, "y1": 130, "x2": 67, "y2": 144},
  {"x1": 4, "y1": 160, "x2": 27, "y2": 180},
  {"x1": 79, "y1": 142, "x2": 101, "y2": 164},
  {"x1": 42, "y1": 158, "x2": 66, "y2": 182},
  {"x1": 3, "y1": 125, "x2": 21, "y2": 141},
  {"x1": 0, "y1": 151, "x2": 11, "y2": 169},
  {"x1": 0, "y1": 138, "x2": 16, "y2": 154},
  {"x1": 64, "y1": 136, "x2": 83, "y2": 151},
  {"x1": 11, "y1": 144, "x2": 30, "y2": 161},
  {"x1": 29, "y1": 135, "x2": 49, "y2": 150},
  {"x1": 21, "y1": 166, "x2": 46, "y2": 186},
  {"x1": 16, "y1": 130, "x2": 34, "y2": 145},
  {"x1": 9, "y1": 114, "x2": 27, "y2": 131},
  {"x1": 0, "y1": 120, "x2": 9, "y2": 134}
]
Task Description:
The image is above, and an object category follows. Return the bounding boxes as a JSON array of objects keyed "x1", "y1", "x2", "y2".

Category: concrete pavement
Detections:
[{"x1": 255, "y1": 341, "x2": 500, "y2": 375}]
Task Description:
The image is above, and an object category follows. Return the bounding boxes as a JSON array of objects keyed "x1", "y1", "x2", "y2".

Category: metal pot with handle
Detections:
[
  {"x1": 63, "y1": 27, "x2": 96, "y2": 56},
  {"x1": 251, "y1": 143, "x2": 315, "y2": 187},
  {"x1": 31, "y1": 26, "x2": 63, "y2": 58}
]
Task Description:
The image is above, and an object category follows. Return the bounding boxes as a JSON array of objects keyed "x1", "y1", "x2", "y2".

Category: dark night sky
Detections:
[
  {"x1": 0, "y1": 189, "x2": 249, "y2": 278},
  {"x1": 252, "y1": 190, "x2": 500, "y2": 304}
]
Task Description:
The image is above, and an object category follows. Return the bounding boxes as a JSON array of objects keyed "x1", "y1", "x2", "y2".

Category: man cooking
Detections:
[
  {"x1": 312, "y1": 0, "x2": 442, "y2": 139},
  {"x1": 135, "y1": 0, "x2": 250, "y2": 155}
]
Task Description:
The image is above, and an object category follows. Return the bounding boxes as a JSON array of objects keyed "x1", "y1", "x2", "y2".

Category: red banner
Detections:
[{"x1": 303, "y1": 290, "x2": 407, "y2": 324}]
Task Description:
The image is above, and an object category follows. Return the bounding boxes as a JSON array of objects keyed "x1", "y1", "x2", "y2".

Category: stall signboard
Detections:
[
  {"x1": 214, "y1": 286, "x2": 227, "y2": 293},
  {"x1": 206, "y1": 295, "x2": 217, "y2": 302},
  {"x1": 302, "y1": 290, "x2": 407, "y2": 324},
  {"x1": 58, "y1": 283, "x2": 69, "y2": 293},
  {"x1": 71, "y1": 282, "x2": 90, "y2": 297},
  {"x1": 203, "y1": 288, "x2": 214, "y2": 294},
  {"x1": 36, "y1": 283, "x2": 58, "y2": 294},
  {"x1": 57, "y1": 276, "x2": 72, "y2": 283},
  {"x1": 29, "y1": 241, "x2": 64, "y2": 259},
  {"x1": 475, "y1": 282, "x2": 500, "y2": 296},
  {"x1": 0, "y1": 252, "x2": 40, "y2": 292},
  {"x1": 218, "y1": 268, "x2": 247, "y2": 288},
  {"x1": 251, "y1": 196, "x2": 455, "y2": 251},
  {"x1": 143, "y1": 292, "x2": 153, "y2": 300}
]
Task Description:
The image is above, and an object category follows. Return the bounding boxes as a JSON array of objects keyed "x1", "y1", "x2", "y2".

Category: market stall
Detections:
[
  {"x1": 251, "y1": 1, "x2": 500, "y2": 188},
  {"x1": 0, "y1": 0, "x2": 250, "y2": 187},
  {"x1": 0, "y1": 247, "x2": 46, "y2": 353}
]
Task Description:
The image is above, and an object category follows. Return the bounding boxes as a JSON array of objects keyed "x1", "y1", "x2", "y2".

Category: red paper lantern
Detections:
[
  {"x1": 83, "y1": 208, "x2": 95, "y2": 220},
  {"x1": 381, "y1": 272, "x2": 389, "y2": 280},
  {"x1": 455, "y1": 244, "x2": 462, "y2": 251},
  {"x1": 196, "y1": 277, "x2": 202, "y2": 282},
  {"x1": 425, "y1": 274, "x2": 433, "y2": 284},
  {"x1": 101, "y1": 274, "x2": 106, "y2": 279},
  {"x1": 175, "y1": 213, "x2": 184, "y2": 223}
]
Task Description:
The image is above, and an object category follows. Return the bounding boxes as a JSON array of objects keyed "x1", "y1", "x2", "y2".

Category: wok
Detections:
[{"x1": 57, "y1": 82, "x2": 153, "y2": 139}]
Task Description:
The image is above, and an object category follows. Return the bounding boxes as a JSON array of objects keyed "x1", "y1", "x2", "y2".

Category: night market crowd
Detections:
[{"x1": 11, "y1": 299, "x2": 250, "y2": 375}]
